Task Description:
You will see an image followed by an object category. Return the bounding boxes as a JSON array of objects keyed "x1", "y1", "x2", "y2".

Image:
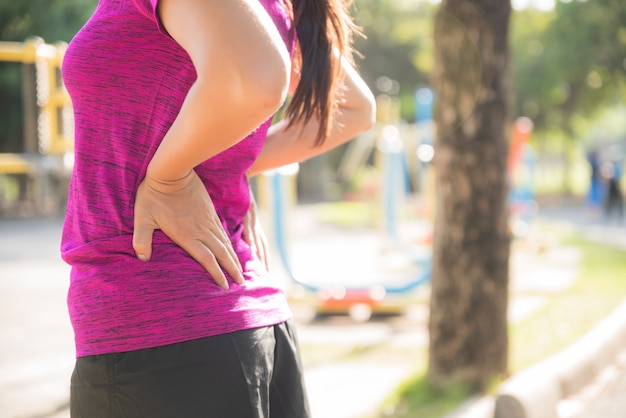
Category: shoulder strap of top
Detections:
[{"x1": 132, "y1": 0, "x2": 170, "y2": 36}]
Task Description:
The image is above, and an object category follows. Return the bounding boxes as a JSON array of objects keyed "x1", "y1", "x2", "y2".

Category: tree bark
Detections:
[{"x1": 428, "y1": 0, "x2": 512, "y2": 391}]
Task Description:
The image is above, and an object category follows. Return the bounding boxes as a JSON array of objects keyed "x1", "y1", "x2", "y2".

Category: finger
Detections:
[
  {"x1": 256, "y1": 244, "x2": 265, "y2": 270},
  {"x1": 242, "y1": 217, "x2": 263, "y2": 270},
  {"x1": 182, "y1": 240, "x2": 230, "y2": 290},
  {"x1": 248, "y1": 239, "x2": 259, "y2": 264},
  {"x1": 133, "y1": 221, "x2": 155, "y2": 262},
  {"x1": 210, "y1": 234, "x2": 245, "y2": 285},
  {"x1": 209, "y1": 221, "x2": 244, "y2": 277},
  {"x1": 184, "y1": 233, "x2": 244, "y2": 286},
  {"x1": 251, "y1": 232, "x2": 264, "y2": 269},
  {"x1": 259, "y1": 234, "x2": 271, "y2": 272}
]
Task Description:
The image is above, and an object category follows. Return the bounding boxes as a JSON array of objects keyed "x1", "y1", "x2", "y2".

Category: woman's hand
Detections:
[
  {"x1": 132, "y1": 170, "x2": 244, "y2": 290},
  {"x1": 242, "y1": 191, "x2": 271, "y2": 272}
]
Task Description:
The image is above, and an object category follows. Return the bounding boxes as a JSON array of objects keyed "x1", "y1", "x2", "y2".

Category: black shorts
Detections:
[{"x1": 70, "y1": 320, "x2": 310, "y2": 418}]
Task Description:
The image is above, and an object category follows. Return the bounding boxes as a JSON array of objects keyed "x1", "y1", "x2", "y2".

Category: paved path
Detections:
[
  {"x1": 1, "y1": 200, "x2": 625, "y2": 418},
  {"x1": 530, "y1": 202, "x2": 626, "y2": 418},
  {"x1": 578, "y1": 351, "x2": 626, "y2": 417},
  {"x1": 556, "y1": 350, "x2": 626, "y2": 418},
  {"x1": 0, "y1": 216, "x2": 74, "y2": 418},
  {"x1": 537, "y1": 202, "x2": 626, "y2": 250}
]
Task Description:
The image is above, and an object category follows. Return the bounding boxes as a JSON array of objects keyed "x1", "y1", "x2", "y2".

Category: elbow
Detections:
[
  {"x1": 359, "y1": 91, "x2": 377, "y2": 133},
  {"x1": 244, "y1": 52, "x2": 290, "y2": 116},
  {"x1": 365, "y1": 95, "x2": 377, "y2": 131},
  {"x1": 203, "y1": 51, "x2": 289, "y2": 123},
  {"x1": 253, "y1": 71, "x2": 290, "y2": 116},
  {"x1": 336, "y1": 89, "x2": 376, "y2": 142}
]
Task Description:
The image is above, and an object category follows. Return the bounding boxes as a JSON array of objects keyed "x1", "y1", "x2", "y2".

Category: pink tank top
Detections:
[{"x1": 61, "y1": 0, "x2": 294, "y2": 357}]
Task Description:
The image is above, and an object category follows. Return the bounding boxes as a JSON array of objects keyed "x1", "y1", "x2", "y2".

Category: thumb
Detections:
[{"x1": 133, "y1": 220, "x2": 155, "y2": 262}]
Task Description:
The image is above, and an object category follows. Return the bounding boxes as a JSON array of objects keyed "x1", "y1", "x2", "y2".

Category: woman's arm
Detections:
[
  {"x1": 148, "y1": 0, "x2": 291, "y2": 181},
  {"x1": 133, "y1": 0, "x2": 291, "y2": 289},
  {"x1": 247, "y1": 57, "x2": 376, "y2": 176}
]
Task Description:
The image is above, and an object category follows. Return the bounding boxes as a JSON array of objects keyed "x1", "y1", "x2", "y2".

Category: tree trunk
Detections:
[{"x1": 428, "y1": 0, "x2": 512, "y2": 391}]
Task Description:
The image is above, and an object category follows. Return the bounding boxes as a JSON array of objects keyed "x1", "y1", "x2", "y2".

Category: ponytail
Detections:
[{"x1": 286, "y1": 0, "x2": 360, "y2": 146}]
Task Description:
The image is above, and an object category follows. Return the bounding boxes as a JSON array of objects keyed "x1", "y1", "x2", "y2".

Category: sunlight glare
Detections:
[{"x1": 512, "y1": 0, "x2": 556, "y2": 11}]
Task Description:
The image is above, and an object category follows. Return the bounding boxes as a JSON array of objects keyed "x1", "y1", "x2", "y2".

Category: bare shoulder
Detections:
[{"x1": 157, "y1": 0, "x2": 290, "y2": 77}]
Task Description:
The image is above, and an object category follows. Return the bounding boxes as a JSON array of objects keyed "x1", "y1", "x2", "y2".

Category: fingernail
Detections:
[
  {"x1": 221, "y1": 282, "x2": 230, "y2": 291},
  {"x1": 138, "y1": 255, "x2": 148, "y2": 262}
]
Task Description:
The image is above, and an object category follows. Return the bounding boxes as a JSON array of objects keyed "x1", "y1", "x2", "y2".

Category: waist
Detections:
[
  {"x1": 62, "y1": 229, "x2": 252, "y2": 276},
  {"x1": 67, "y1": 256, "x2": 291, "y2": 357}
]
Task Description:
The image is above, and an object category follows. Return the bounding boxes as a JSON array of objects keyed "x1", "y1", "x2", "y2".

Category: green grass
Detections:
[
  {"x1": 362, "y1": 367, "x2": 473, "y2": 418},
  {"x1": 509, "y1": 225, "x2": 626, "y2": 372},
  {"x1": 311, "y1": 221, "x2": 626, "y2": 418},
  {"x1": 315, "y1": 200, "x2": 378, "y2": 228},
  {"x1": 0, "y1": 174, "x2": 20, "y2": 201}
]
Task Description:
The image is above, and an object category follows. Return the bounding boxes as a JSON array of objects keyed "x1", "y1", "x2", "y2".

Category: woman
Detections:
[{"x1": 61, "y1": 0, "x2": 375, "y2": 416}]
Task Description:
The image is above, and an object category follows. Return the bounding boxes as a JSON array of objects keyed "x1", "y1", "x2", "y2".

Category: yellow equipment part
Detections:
[{"x1": 0, "y1": 154, "x2": 34, "y2": 175}]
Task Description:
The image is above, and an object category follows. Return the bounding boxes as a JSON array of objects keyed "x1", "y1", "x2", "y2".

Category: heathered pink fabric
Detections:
[{"x1": 61, "y1": 0, "x2": 294, "y2": 357}]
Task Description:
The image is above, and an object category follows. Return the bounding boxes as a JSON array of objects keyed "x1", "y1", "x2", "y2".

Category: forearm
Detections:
[
  {"x1": 148, "y1": 75, "x2": 283, "y2": 182},
  {"x1": 247, "y1": 109, "x2": 366, "y2": 176},
  {"x1": 248, "y1": 59, "x2": 376, "y2": 176}
]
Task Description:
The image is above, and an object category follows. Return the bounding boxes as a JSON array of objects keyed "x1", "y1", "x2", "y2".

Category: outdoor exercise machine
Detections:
[{"x1": 257, "y1": 88, "x2": 435, "y2": 321}]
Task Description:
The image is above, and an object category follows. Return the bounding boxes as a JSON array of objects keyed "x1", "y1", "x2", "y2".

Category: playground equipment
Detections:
[
  {"x1": 258, "y1": 163, "x2": 431, "y2": 321},
  {"x1": 508, "y1": 117, "x2": 538, "y2": 237},
  {"x1": 0, "y1": 37, "x2": 73, "y2": 215},
  {"x1": 414, "y1": 87, "x2": 436, "y2": 221},
  {"x1": 257, "y1": 90, "x2": 435, "y2": 321}
]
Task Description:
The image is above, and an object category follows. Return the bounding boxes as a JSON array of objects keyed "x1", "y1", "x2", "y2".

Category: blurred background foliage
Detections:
[
  {"x1": 511, "y1": 0, "x2": 626, "y2": 145},
  {"x1": 0, "y1": 0, "x2": 95, "y2": 42},
  {"x1": 0, "y1": 0, "x2": 625, "y2": 194},
  {"x1": 0, "y1": 0, "x2": 96, "y2": 152}
]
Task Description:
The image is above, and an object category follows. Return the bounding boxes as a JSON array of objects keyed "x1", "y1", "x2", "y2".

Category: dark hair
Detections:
[{"x1": 286, "y1": 0, "x2": 360, "y2": 146}]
